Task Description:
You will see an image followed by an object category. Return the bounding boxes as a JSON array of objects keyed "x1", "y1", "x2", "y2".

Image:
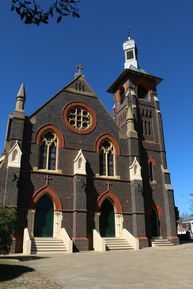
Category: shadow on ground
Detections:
[
  {"x1": 0, "y1": 264, "x2": 34, "y2": 282},
  {"x1": 0, "y1": 255, "x2": 49, "y2": 261}
]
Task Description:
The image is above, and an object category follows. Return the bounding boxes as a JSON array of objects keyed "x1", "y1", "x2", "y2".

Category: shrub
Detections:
[{"x1": 0, "y1": 206, "x2": 16, "y2": 254}]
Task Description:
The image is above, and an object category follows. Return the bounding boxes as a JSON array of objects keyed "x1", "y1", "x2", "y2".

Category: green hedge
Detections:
[{"x1": 0, "y1": 206, "x2": 16, "y2": 254}]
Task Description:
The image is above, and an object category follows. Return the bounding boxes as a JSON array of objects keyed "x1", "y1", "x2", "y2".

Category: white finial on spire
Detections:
[{"x1": 123, "y1": 30, "x2": 138, "y2": 69}]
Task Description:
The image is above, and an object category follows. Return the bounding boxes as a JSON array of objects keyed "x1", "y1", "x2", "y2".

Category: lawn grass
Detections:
[{"x1": 0, "y1": 258, "x2": 61, "y2": 289}]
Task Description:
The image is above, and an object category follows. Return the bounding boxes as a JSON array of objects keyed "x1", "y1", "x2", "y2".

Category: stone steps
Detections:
[
  {"x1": 31, "y1": 237, "x2": 67, "y2": 254},
  {"x1": 103, "y1": 237, "x2": 134, "y2": 251},
  {"x1": 151, "y1": 237, "x2": 174, "y2": 247}
]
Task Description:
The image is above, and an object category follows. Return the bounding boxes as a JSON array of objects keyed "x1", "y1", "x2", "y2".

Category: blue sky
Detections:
[{"x1": 0, "y1": 0, "x2": 193, "y2": 215}]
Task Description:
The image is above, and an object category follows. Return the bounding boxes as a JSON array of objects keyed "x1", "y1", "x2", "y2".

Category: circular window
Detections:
[{"x1": 63, "y1": 102, "x2": 97, "y2": 134}]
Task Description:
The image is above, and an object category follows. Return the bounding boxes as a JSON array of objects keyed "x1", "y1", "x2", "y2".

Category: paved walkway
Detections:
[{"x1": 24, "y1": 243, "x2": 193, "y2": 289}]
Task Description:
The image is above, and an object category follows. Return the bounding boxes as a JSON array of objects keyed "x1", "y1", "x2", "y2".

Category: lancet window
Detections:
[
  {"x1": 99, "y1": 140, "x2": 115, "y2": 176},
  {"x1": 39, "y1": 131, "x2": 58, "y2": 170}
]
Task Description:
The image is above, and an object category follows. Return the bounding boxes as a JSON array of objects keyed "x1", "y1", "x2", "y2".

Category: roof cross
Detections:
[
  {"x1": 106, "y1": 180, "x2": 112, "y2": 191},
  {"x1": 45, "y1": 175, "x2": 52, "y2": 186},
  {"x1": 128, "y1": 26, "x2": 131, "y2": 39},
  {"x1": 77, "y1": 64, "x2": 84, "y2": 75}
]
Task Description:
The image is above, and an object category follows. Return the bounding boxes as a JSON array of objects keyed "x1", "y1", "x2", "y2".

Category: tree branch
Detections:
[{"x1": 11, "y1": 0, "x2": 80, "y2": 25}]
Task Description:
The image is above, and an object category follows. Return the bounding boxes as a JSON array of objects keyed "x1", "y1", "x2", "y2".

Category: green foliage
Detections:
[
  {"x1": 0, "y1": 206, "x2": 17, "y2": 254},
  {"x1": 11, "y1": 0, "x2": 80, "y2": 25}
]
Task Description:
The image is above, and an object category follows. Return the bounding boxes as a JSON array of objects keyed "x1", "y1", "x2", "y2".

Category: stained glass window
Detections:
[
  {"x1": 99, "y1": 140, "x2": 114, "y2": 176},
  {"x1": 39, "y1": 131, "x2": 57, "y2": 170}
]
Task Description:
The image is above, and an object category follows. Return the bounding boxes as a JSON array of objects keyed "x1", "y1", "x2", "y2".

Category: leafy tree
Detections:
[
  {"x1": 0, "y1": 206, "x2": 16, "y2": 254},
  {"x1": 11, "y1": 0, "x2": 80, "y2": 25}
]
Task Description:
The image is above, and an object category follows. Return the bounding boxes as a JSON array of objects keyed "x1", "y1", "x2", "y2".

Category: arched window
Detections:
[
  {"x1": 119, "y1": 86, "x2": 125, "y2": 104},
  {"x1": 99, "y1": 140, "x2": 114, "y2": 176},
  {"x1": 39, "y1": 131, "x2": 58, "y2": 170},
  {"x1": 137, "y1": 85, "x2": 148, "y2": 99}
]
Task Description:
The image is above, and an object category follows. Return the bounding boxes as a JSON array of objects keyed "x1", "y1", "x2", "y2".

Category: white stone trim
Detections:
[
  {"x1": 165, "y1": 184, "x2": 173, "y2": 191},
  {"x1": 115, "y1": 213, "x2": 123, "y2": 237},
  {"x1": 129, "y1": 157, "x2": 142, "y2": 181},
  {"x1": 58, "y1": 228, "x2": 73, "y2": 253},
  {"x1": 161, "y1": 166, "x2": 170, "y2": 174},
  {"x1": 33, "y1": 168, "x2": 62, "y2": 174},
  {"x1": 94, "y1": 212, "x2": 100, "y2": 232},
  {"x1": 23, "y1": 228, "x2": 31, "y2": 255},
  {"x1": 0, "y1": 155, "x2": 5, "y2": 168},
  {"x1": 73, "y1": 149, "x2": 86, "y2": 175},
  {"x1": 95, "y1": 174, "x2": 120, "y2": 180},
  {"x1": 0, "y1": 155, "x2": 5, "y2": 162},
  {"x1": 93, "y1": 229, "x2": 105, "y2": 252},
  {"x1": 120, "y1": 228, "x2": 139, "y2": 250},
  {"x1": 53, "y1": 210, "x2": 63, "y2": 238},
  {"x1": 7, "y1": 141, "x2": 22, "y2": 168},
  {"x1": 27, "y1": 209, "x2": 35, "y2": 237}
]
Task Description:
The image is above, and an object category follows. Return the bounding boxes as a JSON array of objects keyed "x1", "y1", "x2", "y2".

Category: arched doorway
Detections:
[
  {"x1": 34, "y1": 194, "x2": 54, "y2": 237},
  {"x1": 99, "y1": 199, "x2": 115, "y2": 237},
  {"x1": 150, "y1": 208, "x2": 160, "y2": 237}
]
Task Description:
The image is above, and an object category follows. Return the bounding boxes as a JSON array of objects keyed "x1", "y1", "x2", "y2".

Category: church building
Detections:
[{"x1": 0, "y1": 35, "x2": 178, "y2": 254}]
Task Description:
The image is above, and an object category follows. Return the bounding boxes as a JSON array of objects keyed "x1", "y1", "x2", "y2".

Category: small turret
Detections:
[
  {"x1": 126, "y1": 106, "x2": 138, "y2": 138},
  {"x1": 14, "y1": 83, "x2": 26, "y2": 118}
]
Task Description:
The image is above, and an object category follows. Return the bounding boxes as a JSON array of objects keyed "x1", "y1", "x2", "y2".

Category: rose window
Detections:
[{"x1": 67, "y1": 107, "x2": 91, "y2": 130}]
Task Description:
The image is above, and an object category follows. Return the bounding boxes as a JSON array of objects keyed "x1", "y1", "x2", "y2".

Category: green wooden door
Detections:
[
  {"x1": 99, "y1": 199, "x2": 115, "y2": 237},
  {"x1": 34, "y1": 195, "x2": 53, "y2": 237}
]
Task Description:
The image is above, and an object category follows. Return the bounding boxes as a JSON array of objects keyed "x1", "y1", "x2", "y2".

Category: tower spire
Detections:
[
  {"x1": 15, "y1": 83, "x2": 26, "y2": 115},
  {"x1": 123, "y1": 32, "x2": 138, "y2": 69}
]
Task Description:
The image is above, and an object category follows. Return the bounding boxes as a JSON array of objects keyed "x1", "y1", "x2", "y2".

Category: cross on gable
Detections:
[
  {"x1": 45, "y1": 175, "x2": 52, "y2": 186},
  {"x1": 77, "y1": 64, "x2": 84, "y2": 75},
  {"x1": 106, "y1": 180, "x2": 112, "y2": 191}
]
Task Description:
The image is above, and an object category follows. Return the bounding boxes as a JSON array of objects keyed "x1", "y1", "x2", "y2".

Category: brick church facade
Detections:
[{"x1": 0, "y1": 35, "x2": 178, "y2": 253}]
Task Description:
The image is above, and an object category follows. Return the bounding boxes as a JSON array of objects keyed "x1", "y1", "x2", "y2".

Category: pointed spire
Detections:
[
  {"x1": 17, "y1": 83, "x2": 26, "y2": 100},
  {"x1": 126, "y1": 106, "x2": 138, "y2": 138},
  {"x1": 15, "y1": 83, "x2": 26, "y2": 114}
]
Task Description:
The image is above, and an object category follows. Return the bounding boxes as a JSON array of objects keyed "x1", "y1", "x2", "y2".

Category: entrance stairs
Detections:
[
  {"x1": 103, "y1": 237, "x2": 134, "y2": 251},
  {"x1": 31, "y1": 237, "x2": 68, "y2": 254},
  {"x1": 151, "y1": 237, "x2": 174, "y2": 247}
]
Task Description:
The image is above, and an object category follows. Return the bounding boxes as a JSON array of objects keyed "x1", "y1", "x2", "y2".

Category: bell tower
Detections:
[{"x1": 108, "y1": 35, "x2": 178, "y2": 244}]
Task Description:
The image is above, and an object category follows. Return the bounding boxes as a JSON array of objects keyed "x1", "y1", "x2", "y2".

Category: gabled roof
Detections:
[
  {"x1": 107, "y1": 66, "x2": 163, "y2": 93},
  {"x1": 30, "y1": 75, "x2": 97, "y2": 118}
]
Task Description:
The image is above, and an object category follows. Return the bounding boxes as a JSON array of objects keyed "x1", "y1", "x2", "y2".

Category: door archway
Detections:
[
  {"x1": 150, "y1": 208, "x2": 160, "y2": 237},
  {"x1": 34, "y1": 194, "x2": 54, "y2": 237},
  {"x1": 99, "y1": 199, "x2": 115, "y2": 237}
]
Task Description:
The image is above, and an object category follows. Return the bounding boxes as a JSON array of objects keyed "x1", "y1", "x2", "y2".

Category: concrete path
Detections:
[{"x1": 24, "y1": 243, "x2": 193, "y2": 289}]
